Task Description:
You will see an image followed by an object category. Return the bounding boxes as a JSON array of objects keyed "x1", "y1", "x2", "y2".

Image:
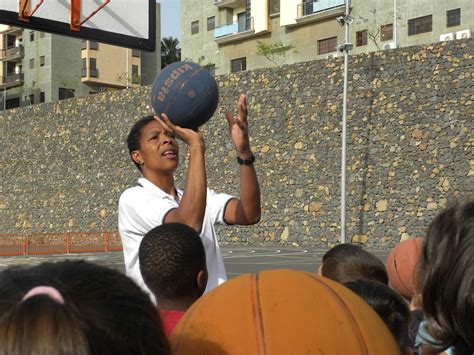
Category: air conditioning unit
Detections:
[
  {"x1": 326, "y1": 52, "x2": 338, "y2": 59},
  {"x1": 439, "y1": 33, "x2": 454, "y2": 41},
  {"x1": 383, "y1": 42, "x2": 396, "y2": 50},
  {"x1": 456, "y1": 29, "x2": 471, "y2": 39}
]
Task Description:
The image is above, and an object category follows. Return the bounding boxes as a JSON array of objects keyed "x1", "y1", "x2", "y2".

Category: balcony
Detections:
[
  {"x1": 213, "y1": 0, "x2": 245, "y2": 9},
  {"x1": 0, "y1": 46, "x2": 24, "y2": 61},
  {"x1": 296, "y1": 0, "x2": 346, "y2": 25},
  {"x1": 214, "y1": 17, "x2": 259, "y2": 45},
  {"x1": 0, "y1": 73, "x2": 24, "y2": 88}
]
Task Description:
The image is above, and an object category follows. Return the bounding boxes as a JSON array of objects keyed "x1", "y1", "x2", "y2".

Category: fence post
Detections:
[
  {"x1": 22, "y1": 235, "x2": 27, "y2": 255},
  {"x1": 104, "y1": 232, "x2": 109, "y2": 252},
  {"x1": 66, "y1": 234, "x2": 70, "y2": 254}
]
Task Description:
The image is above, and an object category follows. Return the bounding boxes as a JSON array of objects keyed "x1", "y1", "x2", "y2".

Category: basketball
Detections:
[
  {"x1": 386, "y1": 237, "x2": 424, "y2": 298},
  {"x1": 150, "y1": 61, "x2": 219, "y2": 130},
  {"x1": 170, "y1": 270, "x2": 400, "y2": 354}
]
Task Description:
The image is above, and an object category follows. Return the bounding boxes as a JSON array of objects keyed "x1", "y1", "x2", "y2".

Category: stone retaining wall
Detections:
[{"x1": 1, "y1": 39, "x2": 473, "y2": 249}]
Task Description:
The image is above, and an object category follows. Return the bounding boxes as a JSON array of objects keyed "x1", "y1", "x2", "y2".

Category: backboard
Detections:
[{"x1": 0, "y1": 0, "x2": 156, "y2": 51}]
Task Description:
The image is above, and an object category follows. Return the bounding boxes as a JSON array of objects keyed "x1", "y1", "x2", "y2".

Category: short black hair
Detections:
[
  {"x1": 139, "y1": 223, "x2": 206, "y2": 299},
  {"x1": 417, "y1": 201, "x2": 474, "y2": 354},
  {"x1": 344, "y1": 279, "x2": 411, "y2": 355},
  {"x1": 126, "y1": 115, "x2": 155, "y2": 171},
  {"x1": 321, "y1": 243, "x2": 388, "y2": 285}
]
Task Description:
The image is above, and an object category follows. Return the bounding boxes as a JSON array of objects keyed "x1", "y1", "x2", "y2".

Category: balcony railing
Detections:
[
  {"x1": 297, "y1": 0, "x2": 345, "y2": 18},
  {"x1": 0, "y1": 73, "x2": 24, "y2": 88},
  {"x1": 214, "y1": 17, "x2": 254, "y2": 39},
  {"x1": 0, "y1": 45, "x2": 24, "y2": 60}
]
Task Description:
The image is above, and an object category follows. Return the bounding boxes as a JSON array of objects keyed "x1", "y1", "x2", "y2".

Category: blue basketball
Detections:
[{"x1": 150, "y1": 61, "x2": 219, "y2": 130}]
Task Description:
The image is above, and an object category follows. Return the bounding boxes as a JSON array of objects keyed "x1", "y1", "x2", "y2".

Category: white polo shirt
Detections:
[{"x1": 118, "y1": 177, "x2": 233, "y2": 299}]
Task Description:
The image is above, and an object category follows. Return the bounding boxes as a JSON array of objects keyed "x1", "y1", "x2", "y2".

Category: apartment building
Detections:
[
  {"x1": 181, "y1": 0, "x2": 473, "y2": 75},
  {"x1": 0, "y1": 5, "x2": 160, "y2": 111}
]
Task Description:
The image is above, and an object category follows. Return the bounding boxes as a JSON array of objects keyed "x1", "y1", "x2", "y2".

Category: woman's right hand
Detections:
[{"x1": 155, "y1": 114, "x2": 205, "y2": 150}]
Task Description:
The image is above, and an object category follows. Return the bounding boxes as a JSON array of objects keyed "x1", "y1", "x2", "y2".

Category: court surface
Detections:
[{"x1": 0, "y1": 247, "x2": 390, "y2": 277}]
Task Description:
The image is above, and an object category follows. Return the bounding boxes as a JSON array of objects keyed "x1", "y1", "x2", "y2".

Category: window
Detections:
[
  {"x1": 230, "y1": 57, "x2": 246, "y2": 73},
  {"x1": 447, "y1": 8, "x2": 461, "y2": 27},
  {"x1": 58, "y1": 88, "x2": 75, "y2": 100},
  {"x1": 207, "y1": 16, "x2": 215, "y2": 31},
  {"x1": 40, "y1": 55, "x2": 45, "y2": 67},
  {"x1": 89, "y1": 41, "x2": 98, "y2": 50},
  {"x1": 269, "y1": 0, "x2": 280, "y2": 15},
  {"x1": 89, "y1": 58, "x2": 98, "y2": 77},
  {"x1": 30, "y1": 31, "x2": 34, "y2": 41},
  {"x1": 132, "y1": 49, "x2": 140, "y2": 57},
  {"x1": 356, "y1": 30, "x2": 367, "y2": 46},
  {"x1": 191, "y1": 20, "x2": 199, "y2": 35},
  {"x1": 132, "y1": 64, "x2": 140, "y2": 84},
  {"x1": 39, "y1": 92, "x2": 45, "y2": 103},
  {"x1": 81, "y1": 40, "x2": 87, "y2": 50},
  {"x1": 29, "y1": 94, "x2": 34, "y2": 105},
  {"x1": 318, "y1": 37, "x2": 337, "y2": 54},
  {"x1": 408, "y1": 15, "x2": 432, "y2": 36},
  {"x1": 29, "y1": 58, "x2": 34, "y2": 69},
  {"x1": 89, "y1": 58, "x2": 97, "y2": 70},
  {"x1": 381, "y1": 24, "x2": 393, "y2": 41}
]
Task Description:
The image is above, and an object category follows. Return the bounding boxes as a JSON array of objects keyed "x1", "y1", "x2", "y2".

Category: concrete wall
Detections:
[{"x1": 1, "y1": 39, "x2": 473, "y2": 249}]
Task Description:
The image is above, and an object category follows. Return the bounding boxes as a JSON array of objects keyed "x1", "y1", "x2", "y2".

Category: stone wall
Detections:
[{"x1": 1, "y1": 39, "x2": 473, "y2": 249}]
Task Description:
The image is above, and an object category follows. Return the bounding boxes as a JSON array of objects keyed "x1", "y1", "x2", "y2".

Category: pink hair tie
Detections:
[{"x1": 22, "y1": 286, "x2": 65, "y2": 305}]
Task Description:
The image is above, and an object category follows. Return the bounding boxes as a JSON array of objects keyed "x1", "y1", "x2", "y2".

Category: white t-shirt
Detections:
[{"x1": 118, "y1": 177, "x2": 233, "y2": 299}]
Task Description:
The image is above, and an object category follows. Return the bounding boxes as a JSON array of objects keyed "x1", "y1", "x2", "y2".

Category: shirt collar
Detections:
[{"x1": 137, "y1": 177, "x2": 182, "y2": 200}]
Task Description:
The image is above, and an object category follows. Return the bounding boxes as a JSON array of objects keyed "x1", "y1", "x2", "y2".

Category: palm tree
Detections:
[{"x1": 161, "y1": 36, "x2": 181, "y2": 69}]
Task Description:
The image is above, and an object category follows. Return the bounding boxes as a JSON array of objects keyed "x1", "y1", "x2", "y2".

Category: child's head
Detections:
[
  {"x1": 0, "y1": 260, "x2": 170, "y2": 354},
  {"x1": 344, "y1": 279, "x2": 411, "y2": 355},
  {"x1": 319, "y1": 243, "x2": 388, "y2": 285},
  {"x1": 417, "y1": 201, "x2": 474, "y2": 354},
  {"x1": 139, "y1": 223, "x2": 207, "y2": 303}
]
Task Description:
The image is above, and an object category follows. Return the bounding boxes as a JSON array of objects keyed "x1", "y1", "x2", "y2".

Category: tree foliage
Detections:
[{"x1": 161, "y1": 36, "x2": 181, "y2": 69}]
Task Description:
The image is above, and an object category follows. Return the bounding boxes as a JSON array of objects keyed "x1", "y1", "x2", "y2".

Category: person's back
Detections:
[
  {"x1": 318, "y1": 243, "x2": 388, "y2": 284},
  {"x1": 0, "y1": 260, "x2": 170, "y2": 355},
  {"x1": 139, "y1": 223, "x2": 208, "y2": 336}
]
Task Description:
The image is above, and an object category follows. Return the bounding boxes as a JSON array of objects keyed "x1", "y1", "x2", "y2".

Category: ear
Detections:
[
  {"x1": 131, "y1": 150, "x2": 142, "y2": 165},
  {"x1": 317, "y1": 264, "x2": 323, "y2": 276},
  {"x1": 196, "y1": 269, "x2": 208, "y2": 295}
]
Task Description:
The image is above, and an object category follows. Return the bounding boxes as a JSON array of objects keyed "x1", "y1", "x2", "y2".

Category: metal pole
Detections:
[
  {"x1": 341, "y1": 0, "x2": 351, "y2": 244},
  {"x1": 125, "y1": 48, "x2": 129, "y2": 89},
  {"x1": 393, "y1": 0, "x2": 397, "y2": 47}
]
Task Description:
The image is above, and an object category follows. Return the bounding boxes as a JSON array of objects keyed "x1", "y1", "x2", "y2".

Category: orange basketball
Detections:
[
  {"x1": 386, "y1": 237, "x2": 424, "y2": 298},
  {"x1": 171, "y1": 270, "x2": 400, "y2": 354}
]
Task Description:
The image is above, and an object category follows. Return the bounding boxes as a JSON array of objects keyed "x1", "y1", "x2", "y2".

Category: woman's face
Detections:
[{"x1": 133, "y1": 120, "x2": 179, "y2": 174}]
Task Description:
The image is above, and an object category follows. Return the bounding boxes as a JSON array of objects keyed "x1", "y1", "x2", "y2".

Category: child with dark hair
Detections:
[
  {"x1": 0, "y1": 260, "x2": 170, "y2": 355},
  {"x1": 139, "y1": 223, "x2": 207, "y2": 336},
  {"x1": 318, "y1": 243, "x2": 388, "y2": 285},
  {"x1": 415, "y1": 201, "x2": 474, "y2": 355},
  {"x1": 345, "y1": 279, "x2": 411, "y2": 355}
]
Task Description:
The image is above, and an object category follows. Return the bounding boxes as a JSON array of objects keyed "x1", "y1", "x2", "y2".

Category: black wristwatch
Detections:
[{"x1": 237, "y1": 154, "x2": 255, "y2": 165}]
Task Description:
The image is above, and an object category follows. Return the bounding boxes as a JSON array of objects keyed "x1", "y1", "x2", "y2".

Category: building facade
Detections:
[
  {"x1": 181, "y1": 0, "x2": 473, "y2": 75},
  {"x1": 0, "y1": 4, "x2": 160, "y2": 110}
]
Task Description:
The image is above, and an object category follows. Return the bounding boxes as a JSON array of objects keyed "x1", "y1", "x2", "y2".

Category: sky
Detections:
[{"x1": 158, "y1": 0, "x2": 181, "y2": 41}]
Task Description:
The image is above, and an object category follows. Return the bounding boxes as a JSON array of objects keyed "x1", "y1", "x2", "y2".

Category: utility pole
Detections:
[
  {"x1": 393, "y1": 0, "x2": 397, "y2": 47},
  {"x1": 336, "y1": 1, "x2": 353, "y2": 244}
]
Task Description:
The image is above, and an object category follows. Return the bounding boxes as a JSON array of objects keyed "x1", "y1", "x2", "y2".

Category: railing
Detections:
[
  {"x1": 0, "y1": 45, "x2": 24, "y2": 60},
  {"x1": 214, "y1": 17, "x2": 254, "y2": 39},
  {"x1": 0, "y1": 73, "x2": 24, "y2": 88},
  {"x1": 81, "y1": 68, "x2": 99, "y2": 78},
  {"x1": 297, "y1": 0, "x2": 345, "y2": 18},
  {"x1": 0, "y1": 232, "x2": 123, "y2": 256}
]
